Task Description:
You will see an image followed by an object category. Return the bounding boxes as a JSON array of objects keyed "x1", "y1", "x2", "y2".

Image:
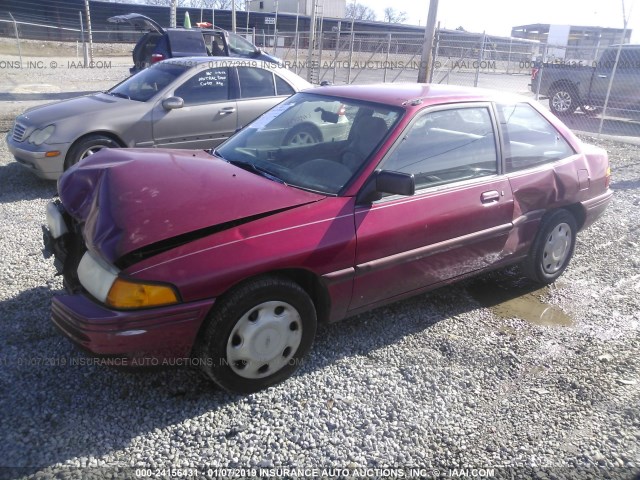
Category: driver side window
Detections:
[
  {"x1": 383, "y1": 107, "x2": 498, "y2": 190},
  {"x1": 174, "y1": 67, "x2": 230, "y2": 106}
]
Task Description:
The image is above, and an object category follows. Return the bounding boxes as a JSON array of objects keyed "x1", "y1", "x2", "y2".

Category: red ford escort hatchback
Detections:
[{"x1": 43, "y1": 84, "x2": 612, "y2": 393}]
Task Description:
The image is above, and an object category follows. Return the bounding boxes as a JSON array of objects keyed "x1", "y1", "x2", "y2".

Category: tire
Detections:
[
  {"x1": 282, "y1": 125, "x2": 320, "y2": 146},
  {"x1": 548, "y1": 85, "x2": 579, "y2": 116},
  {"x1": 522, "y1": 209, "x2": 577, "y2": 284},
  {"x1": 195, "y1": 275, "x2": 317, "y2": 394},
  {"x1": 65, "y1": 134, "x2": 121, "y2": 170}
]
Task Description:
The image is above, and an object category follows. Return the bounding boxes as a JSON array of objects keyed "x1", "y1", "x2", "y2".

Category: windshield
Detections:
[
  {"x1": 228, "y1": 32, "x2": 258, "y2": 56},
  {"x1": 216, "y1": 93, "x2": 403, "y2": 195},
  {"x1": 108, "y1": 62, "x2": 189, "y2": 101}
]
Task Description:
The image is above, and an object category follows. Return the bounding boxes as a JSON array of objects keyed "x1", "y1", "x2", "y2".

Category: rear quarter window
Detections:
[{"x1": 497, "y1": 103, "x2": 575, "y2": 173}]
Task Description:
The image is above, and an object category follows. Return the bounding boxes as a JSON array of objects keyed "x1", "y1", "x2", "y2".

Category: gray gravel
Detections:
[{"x1": 0, "y1": 56, "x2": 639, "y2": 480}]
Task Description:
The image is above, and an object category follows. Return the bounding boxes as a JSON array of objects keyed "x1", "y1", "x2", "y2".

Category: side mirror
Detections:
[
  {"x1": 376, "y1": 170, "x2": 415, "y2": 196},
  {"x1": 162, "y1": 96, "x2": 184, "y2": 110},
  {"x1": 357, "y1": 170, "x2": 415, "y2": 204}
]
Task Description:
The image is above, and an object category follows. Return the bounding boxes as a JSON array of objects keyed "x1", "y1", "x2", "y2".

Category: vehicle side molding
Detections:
[
  {"x1": 162, "y1": 96, "x2": 184, "y2": 111},
  {"x1": 357, "y1": 170, "x2": 415, "y2": 204}
]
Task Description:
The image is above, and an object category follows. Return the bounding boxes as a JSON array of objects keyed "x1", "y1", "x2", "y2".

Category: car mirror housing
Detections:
[
  {"x1": 357, "y1": 170, "x2": 415, "y2": 204},
  {"x1": 162, "y1": 96, "x2": 184, "y2": 110}
]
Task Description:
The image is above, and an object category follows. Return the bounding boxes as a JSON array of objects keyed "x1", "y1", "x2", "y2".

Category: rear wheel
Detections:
[
  {"x1": 195, "y1": 275, "x2": 317, "y2": 394},
  {"x1": 65, "y1": 134, "x2": 120, "y2": 170},
  {"x1": 549, "y1": 85, "x2": 578, "y2": 116},
  {"x1": 522, "y1": 210, "x2": 577, "y2": 284}
]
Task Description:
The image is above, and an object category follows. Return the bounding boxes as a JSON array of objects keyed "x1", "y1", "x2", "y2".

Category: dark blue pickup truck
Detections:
[{"x1": 531, "y1": 44, "x2": 640, "y2": 117}]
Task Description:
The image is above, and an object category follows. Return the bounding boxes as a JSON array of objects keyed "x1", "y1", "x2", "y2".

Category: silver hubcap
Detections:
[
  {"x1": 552, "y1": 91, "x2": 572, "y2": 112},
  {"x1": 80, "y1": 144, "x2": 109, "y2": 160},
  {"x1": 287, "y1": 131, "x2": 316, "y2": 146},
  {"x1": 542, "y1": 222, "x2": 571, "y2": 274},
  {"x1": 226, "y1": 301, "x2": 302, "y2": 379}
]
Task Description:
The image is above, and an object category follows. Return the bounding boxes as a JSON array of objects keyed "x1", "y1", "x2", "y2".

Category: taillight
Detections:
[
  {"x1": 151, "y1": 53, "x2": 165, "y2": 64},
  {"x1": 531, "y1": 68, "x2": 539, "y2": 80},
  {"x1": 605, "y1": 166, "x2": 611, "y2": 189}
]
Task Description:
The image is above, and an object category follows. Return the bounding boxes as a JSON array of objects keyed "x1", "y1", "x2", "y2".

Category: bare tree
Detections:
[
  {"x1": 346, "y1": 1, "x2": 377, "y2": 21},
  {"x1": 383, "y1": 7, "x2": 406, "y2": 23}
]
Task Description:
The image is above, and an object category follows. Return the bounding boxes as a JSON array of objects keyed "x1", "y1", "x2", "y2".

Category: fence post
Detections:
[
  {"x1": 474, "y1": 31, "x2": 485, "y2": 87},
  {"x1": 84, "y1": 0, "x2": 93, "y2": 62},
  {"x1": 383, "y1": 32, "x2": 392, "y2": 82},
  {"x1": 8, "y1": 13, "x2": 22, "y2": 64},
  {"x1": 79, "y1": 10, "x2": 88, "y2": 67},
  {"x1": 506, "y1": 37, "x2": 513, "y2": 74},
  {"x1": 347, "y1": 20, "x2": 355, "y2": 84},
  {"x1": 332, "y1": 21, "x2": 341, "y2": 83},
  {"x1": 428, "y1": 28, "x2": 439, "y2": 83}
]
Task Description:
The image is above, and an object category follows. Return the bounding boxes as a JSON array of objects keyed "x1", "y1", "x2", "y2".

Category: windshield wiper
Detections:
[
  {"x1": 109, "y1": 91, "x2": 130, "y2": 100},
  {"x1": 227, "y1": 159, "x2": 286, "y2": 185}
]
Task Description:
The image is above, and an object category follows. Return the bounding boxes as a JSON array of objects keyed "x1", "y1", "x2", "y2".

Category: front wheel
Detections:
[
  {"x1": 65, "y1": 134, "x2": 120, "y2": 170},
  {"x1": 522, "y1": 210, "x2": 577, "y2": 284},
  {"x1": 195, "y1": 275, "x2": 317, "y2": 394},
  {"x1": 549, "y1": 86, "x2": 578, "y2": 116}
]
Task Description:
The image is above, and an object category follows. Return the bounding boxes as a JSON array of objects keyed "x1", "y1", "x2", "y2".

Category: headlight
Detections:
[
  {"x1": 28, "y1": 124, "x2": 55, "y2": 146},
  {"x1": 107, "y1": 278, "x2": 179, "y2": 309},
  {"x1": 77, "y1": 251, "x2": 179, "y2": 309},
  {"x1": 45, "y1": 202, "x2": 68, "y2": 239}
]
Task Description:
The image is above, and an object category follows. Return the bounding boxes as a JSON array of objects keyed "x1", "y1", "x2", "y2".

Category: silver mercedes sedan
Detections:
[{"x1": 7, "y1": 57, "x2": 346, "y2": 180}]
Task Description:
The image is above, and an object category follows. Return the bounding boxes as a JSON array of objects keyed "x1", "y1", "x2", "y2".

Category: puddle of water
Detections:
[{"x1": 466, "y1": 280, "x2": 574, "y2": 327}]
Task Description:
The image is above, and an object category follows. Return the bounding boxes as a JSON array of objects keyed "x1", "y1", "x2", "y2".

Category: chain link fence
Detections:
[{"x1": 1, "y1": 7, "x2": 639, "y2": 139}]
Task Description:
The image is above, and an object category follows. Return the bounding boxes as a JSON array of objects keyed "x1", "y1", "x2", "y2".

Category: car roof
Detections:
[
  {"x1": 308, "y1": 83, "x2": 527, "y2": 109},
  {"x1": 155, "y1": 57, "x2": 312, "y2": 88}
]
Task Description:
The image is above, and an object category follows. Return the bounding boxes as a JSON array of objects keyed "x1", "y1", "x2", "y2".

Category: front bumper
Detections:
[
  {"x1": 52, "y1": 294, "x2": 215, "y2": 363},
  {"x1": 6, "y1": 133, "x2": 68, "y2": 180},
  {"x1": 43, "y1": 201, "x2": 215, "y2": 363},
  {"x1": 581, "y1": 189, "x2": 614, "y2": 229}
]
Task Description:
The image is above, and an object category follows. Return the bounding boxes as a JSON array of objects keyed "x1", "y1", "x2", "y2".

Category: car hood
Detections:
[
  {"x1": 58, "y1": 148, "x2": 325, "y2": 264},
  {"x1": 19, "y1": 93, "x2": 127, "y2": 127}
]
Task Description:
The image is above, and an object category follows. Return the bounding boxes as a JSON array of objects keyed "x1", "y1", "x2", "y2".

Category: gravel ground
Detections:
[{"x1": 0, "y1": 52, "x2": 639, "y2": 480}]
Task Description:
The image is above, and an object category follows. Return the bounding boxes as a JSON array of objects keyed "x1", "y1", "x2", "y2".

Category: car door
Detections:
[
  {"x1": 234, "y1": 66, "x2": 294, "y2": 130},
  {"x1": 350, "y1": 104, "x2": 514, "y2": 311},
  {"x1": 588, "y1": 48, "x2": 640, "y2": 109},
  {"x1": 152, "y1": 66, "x2": 237, "y2": 149}
]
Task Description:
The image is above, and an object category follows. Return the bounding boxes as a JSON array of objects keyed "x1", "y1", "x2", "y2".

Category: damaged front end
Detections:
[{"x1": 42, "y1": 200, "x2": 86, "y2": 293}]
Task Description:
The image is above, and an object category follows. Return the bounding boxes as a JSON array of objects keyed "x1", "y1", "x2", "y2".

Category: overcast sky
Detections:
[{"x1": 361, "y1": 0, "x2": 639, "y2": 41}]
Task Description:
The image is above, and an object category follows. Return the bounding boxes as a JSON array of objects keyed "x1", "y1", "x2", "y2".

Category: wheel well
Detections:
[
  {"x1": 274, "y1": 268, "x2": 331, "y2": 323},
  {"x1": 562, "y1": 204, "x2": 586, "y2": 230},
  {"x1": 66, "y1": 131, "x2": 126, "y2": 164}
]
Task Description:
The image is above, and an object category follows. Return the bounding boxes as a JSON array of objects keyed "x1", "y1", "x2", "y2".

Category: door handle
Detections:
[
  {"x1": 481, "y1": 190, "x2": 500, "y2": 204},
  {"x1": 219, "y1": 107, "x2": 236, "y2": 115},
  {"x1": 597, "y1": 74, "x2": 608, "y2": 79}
]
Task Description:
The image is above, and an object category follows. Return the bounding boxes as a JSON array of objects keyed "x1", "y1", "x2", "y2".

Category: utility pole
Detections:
[
  {"x1": 170, "y1": 0, "x2": 177, "y2": 28},
  {"x1": 417, "y1": 0, "x2": 438, "y2": 83}
]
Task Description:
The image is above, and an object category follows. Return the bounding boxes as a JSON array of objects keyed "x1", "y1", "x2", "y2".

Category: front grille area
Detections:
[{"x1": 12, "y1": 122, "x2": 27, "y2": 142}]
